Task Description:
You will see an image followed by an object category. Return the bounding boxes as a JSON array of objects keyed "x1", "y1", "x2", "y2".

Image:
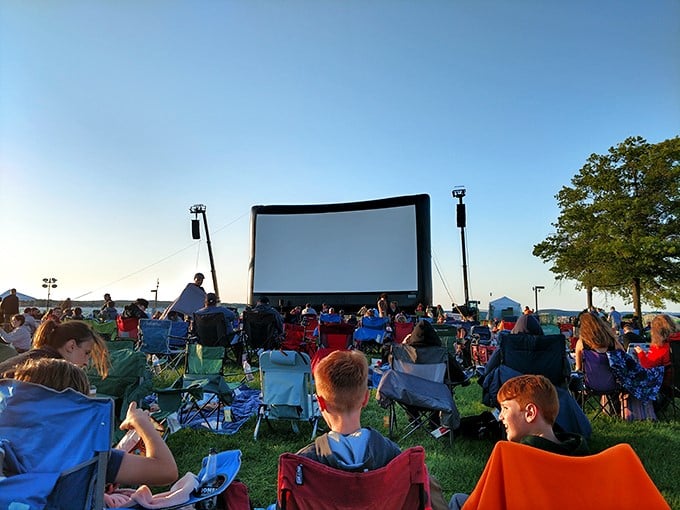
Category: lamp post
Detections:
[
  {"x1": 452, "y1": 187, "x2": 470, "y2": 307},
  {"x1": 532, "y1": 285, "x2": 544, "y2": 314},
  {"x1": 190, "y1": 204, "x2": 220, "y2": 302},
  {"x1": 42, "y1": 278, "x2": 57, "y2": 309}
]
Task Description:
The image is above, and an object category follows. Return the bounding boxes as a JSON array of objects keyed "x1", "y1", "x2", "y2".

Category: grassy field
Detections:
[{"x1": 162, "y1": 368, "x2": 680, "y2": 509}]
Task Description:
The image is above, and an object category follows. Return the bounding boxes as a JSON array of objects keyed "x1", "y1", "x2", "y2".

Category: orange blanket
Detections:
[{"x1": 463, "y1": 441, "x2": 669, "y2": 510}]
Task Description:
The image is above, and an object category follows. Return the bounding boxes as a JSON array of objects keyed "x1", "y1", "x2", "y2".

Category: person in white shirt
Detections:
[{"x1": 0, "y1": 314, "x2": 32, "y2": 353}]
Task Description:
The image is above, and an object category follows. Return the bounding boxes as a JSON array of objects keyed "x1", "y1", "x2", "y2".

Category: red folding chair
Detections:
[
  {"x1": 311, "y1": 322, "x2": 355, "y2": 374},
  {"x1": 281, "y1": 323, "x2": 317, "y2": 357},
  {"x1": 276, "y1": 446, "x2": 432, "y2": 510},
  {"x1": 116, "y1": 316, "x2": 140, "y2": 339},
  {"x1": 393, "y1": 321, "x2": 415, "y2": 343}
]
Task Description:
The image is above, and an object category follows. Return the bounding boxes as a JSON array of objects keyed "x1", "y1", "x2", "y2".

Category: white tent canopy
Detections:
[
  {"x1": 488, "y1": 296, "x2": 522, "y2": 320},
  {"x1": 0, "y1": 290, "x2": 38, "y2": 302}
]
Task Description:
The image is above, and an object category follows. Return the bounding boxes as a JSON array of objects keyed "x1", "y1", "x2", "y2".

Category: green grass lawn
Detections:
[{"x1": 162, "y1": 369, "x2": 680, "y2": 509}]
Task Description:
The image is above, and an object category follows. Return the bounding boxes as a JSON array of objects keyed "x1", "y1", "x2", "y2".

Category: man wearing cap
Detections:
[{"x1": 194, "y1": 293, "x2": 237, "y2": 333}]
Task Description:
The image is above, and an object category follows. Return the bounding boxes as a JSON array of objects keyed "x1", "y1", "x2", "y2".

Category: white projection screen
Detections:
[{"x1": 248, "y1": 194, "x2": 432, "y2": 311}]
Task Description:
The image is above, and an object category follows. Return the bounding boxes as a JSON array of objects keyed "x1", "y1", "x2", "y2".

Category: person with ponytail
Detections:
[{"x1": 0, "y1": 319, "x2": 108, "y2": 378}]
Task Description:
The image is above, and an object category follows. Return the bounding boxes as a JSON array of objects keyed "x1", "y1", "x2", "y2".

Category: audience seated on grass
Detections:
[
  {"x1": 449, "y1": 374, "x2": 588, "y2": 509},
  {"x1": 292, "y1": 350, "x2": 450, "y2": 510},
  {"x1": 0, "y1": 320, "x2": 108, "y2": 379}
]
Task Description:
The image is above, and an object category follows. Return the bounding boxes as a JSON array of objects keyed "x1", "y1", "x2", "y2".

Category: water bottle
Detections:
[
  {"x1": 197, "y1": 448, "x2": 219, "y2": 510},
  {"x1": 201, "y1": 447, "x2": 217, "y2": 484},
  {"x1": 243, "y1": 359, "x2": 255, "y2": 382},
  {"x1": 151, "y1": 355, "x2": 161, "y2": 375}
]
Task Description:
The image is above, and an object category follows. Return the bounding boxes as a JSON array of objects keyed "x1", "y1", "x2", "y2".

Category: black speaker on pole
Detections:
[
  {"x1": 456, "y1": 204, "x2": 466, "y2": 228},
  {"x1": 191, "y1": 219, "x2": 201, "y2": 239}
]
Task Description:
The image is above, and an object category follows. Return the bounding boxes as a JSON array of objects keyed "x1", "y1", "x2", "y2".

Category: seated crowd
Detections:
[{"x1": 0, "y1": 293, "x2": 675, "y2": 508}]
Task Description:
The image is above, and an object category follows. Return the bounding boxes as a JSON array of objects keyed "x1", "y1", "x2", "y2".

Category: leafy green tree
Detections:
[{"x1": 533, "y1": 136, "x2": 680, "y2": 318}]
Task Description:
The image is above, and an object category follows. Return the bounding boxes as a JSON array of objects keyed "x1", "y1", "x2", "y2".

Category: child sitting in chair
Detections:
[
  {"x1": 296, "y1": 350, "x2": 450, "y2": 510},
  {"x1": 449, "y1": 374, "x2": 589, "y2": 510}
]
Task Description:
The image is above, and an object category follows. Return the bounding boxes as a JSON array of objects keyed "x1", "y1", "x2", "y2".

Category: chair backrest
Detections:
[
  {"x1": 318, "y1": 322, "x2": 355, "y2": 350},
  {"x1": 194, "y1": 312, "x2": 230, "y2": 347},
  {"x1": 499, "y1": 333, "x2": 570, "y2": 386},
  {"x1": 116, "y1": 315, "x2": 140, "y2": 339},
  {"x1": 243, "y1": 310, "x2": 281, "y2": 350},
  {"x1": 302, "y1": 316, "x2": 319, "y2": 340},
  {"x1": 319, "y1": 313, "x2": 342, "y2": 324},
  {"x1": 394, "y1": 321, "x2": 415, "y2": 343},
  {"x1": 463, "y1": 441, "x2": 669, "y2": 510},
  {"x1": 669, "y1": 339, "x2": 680, "y2": 388},
  {"x1": 282, "y1": 323, "x2": 305, "y2": 347},
  {"x1": 168, "y1": 320, "x2": 190, "y2": 348},
  {"x1": 138, "y1": 319, "x2": 172, "y2": 354},
  {"x1": 186, "y1": 343, "x2": 226, "y2": 376},
  {"x1": 277, "y1": 446, "x2": 431, "y2": 510},
  {"x1": 583, "y1": 350, "x2": 618, "y2": 392},
  {"x1": 354, "y1": 316, "x2": 389, "y2": 343},
  {"x1": 390, "y1": 343, "x2": 448, "y2": 383},
  {"x1": 83, "y1": 319, "x2": 118, "y2": 341},
  {"x1": 259, "y1": 350, "x2": 314, "y2": 419},
  {"x1": 0, "y1": 380, "x2": 113, "y2": 510},
  {"x1": 86, "y1": 347, "x2": 152, "y2": 422}
]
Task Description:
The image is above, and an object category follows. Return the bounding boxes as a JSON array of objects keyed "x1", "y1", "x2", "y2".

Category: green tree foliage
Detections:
[{"x1": 533, "y1": 136, "x2": 680, "y2": 317}]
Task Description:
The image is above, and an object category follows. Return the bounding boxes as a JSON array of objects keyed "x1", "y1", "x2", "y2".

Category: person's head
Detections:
[
  {"x1": 13, "y1": 358, "x2": 90, "y2": 394},
  {"x1": 32, "y1": 320, "x2": 108, "y2": 377},
  {"x1": 10, "y1": 314, "x2": 25, "y2": 327},
  {"x1": 206, "y1": 292, "x2": 218, "y2": 306},
  {"x1": 73, "y1": 307, "x2": 83, "y2": 316},
  {"x1": 257, "y1": 296, "x2": 270, "y2": 305},
  {"x1": 24, "y1": 307, "x2": 32, "y2": 314},
  {"x1": 497, "y1": 374, "x2": 559, "y2": 442},
  {"x1": 407, "y1": 320, "x2": 441, "y2": 346},
  {"x1": 104, "y1": 293, "x2": 111, "y2": 301},
  {"x1": 650, "y1": 314, "x2": 678, "y2": 347},
  {"x1": 194, "y1": 273, "x2": 205, "y2": 285},
  {"x1": 314, "y1": 350, "x2": 369, "y2": 415},
  {"x1": 578, "y1": 312, "x2": 616, "y2": 350},
  {"x1": 610, "y1": 306, "x2": 616, "y2": 311},
  {"x1": 511, "y1": 314, "x2": 544, "y2": 335},
  {"x1": 135, "y1": 298, "x2": 149, "y2": 310},
  {"x1": 10, "y1": 288, "x2": 16, "y2": 295}
]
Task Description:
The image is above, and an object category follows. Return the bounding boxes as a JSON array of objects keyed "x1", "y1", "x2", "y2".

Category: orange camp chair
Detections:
[
  {"x1": 462, "y1": 441, "x2": 669, "y2": 510},
  {"x1": 277, "y1": 446, "x2": 432, "y2": 510}
]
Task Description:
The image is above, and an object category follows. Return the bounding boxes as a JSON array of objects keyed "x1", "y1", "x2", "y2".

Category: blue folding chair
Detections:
[
  {"x1": 0, "y1": 379, "x2": 114, "y2": 510},
  {"x1": 354, "y1": 316, "x2": 389, "y2": 352}
]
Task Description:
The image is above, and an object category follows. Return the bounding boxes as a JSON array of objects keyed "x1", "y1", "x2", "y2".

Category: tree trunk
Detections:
[
  {"x1": 586, "y1": 286, "x2": 593, "y2": 309},
  {"x1": 632, "y1": 278, "x2": 642, "y2": 319}
]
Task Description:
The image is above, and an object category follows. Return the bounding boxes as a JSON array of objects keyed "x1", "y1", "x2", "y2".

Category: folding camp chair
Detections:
[
  {"x1": 354, "y1": 315, "x2": 389, "y2": 353},
  {"x1": 117, "y1": 315, "x2": 141, "y2": 339},
  {"x1": 156, "y1": 343, "x2": 238, "y2": 432},
  {"x1": 276, "y1": 446, "x2": 432, "y2": 510},
  {"x1": 377, "y1": 343, "x2": 461, "y2": 443},
  {"x1": 281, "y1": 323, "x2": 317, "y2": 358},
  {"x1": 462, "y1": 441, "x2": 669, "y2": 510},
  {"x1": 253, "y1": 350, "x2": 320, "y2": 440},
  {"x1": 0, "y1": 379, "x2": 113, "y2": 510},
  {"x1": 86, "y1": 346, "x2": 153, "y2": 438},
  {"x1": 138, "y1": 318, "x2": 180, "y2": 374},
  {"x1": 576, "y1": 350, "x2": 626, "y2": 419},
  {"x1": 311, "y1": 322, "x2": 356, "y2": 374},
  {"x1": 193, "y1": 312, "x2": 242, "y2": 364},
  {"x1": 657, "y1": 338, "x2": 680, "y2": 419},
  {"x1": 243, "y1": 310, "x2": 283, "y2": 356},
  {"x1": 83, "y1": 318, "x2": 119, "y2": 341},
  {"x1": 301, "y1": 315, "x2": 319, "y2": 343},
  {"x1": 394, "y1": 320, "x2": 415, "y2": 343}
]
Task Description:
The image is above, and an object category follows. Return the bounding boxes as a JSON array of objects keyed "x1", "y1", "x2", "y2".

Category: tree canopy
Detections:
[{"x1": 533, "y1": 135, "x2": 680, "y2": 317}]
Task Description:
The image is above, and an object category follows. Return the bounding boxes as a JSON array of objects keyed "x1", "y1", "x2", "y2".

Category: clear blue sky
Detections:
[{"x1": 1, "y1": 1, "x2": 679, "y2": 312}]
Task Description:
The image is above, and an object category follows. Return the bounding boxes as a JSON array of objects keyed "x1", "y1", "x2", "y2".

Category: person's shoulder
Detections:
[{"x1": 365, "y1": 427, "x2": 401, "y2": 454}]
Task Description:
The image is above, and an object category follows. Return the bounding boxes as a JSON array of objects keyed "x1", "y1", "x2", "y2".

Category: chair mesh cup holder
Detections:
[{"x1": 194, "y1": 474, "x2": 227, "y2": 510}]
